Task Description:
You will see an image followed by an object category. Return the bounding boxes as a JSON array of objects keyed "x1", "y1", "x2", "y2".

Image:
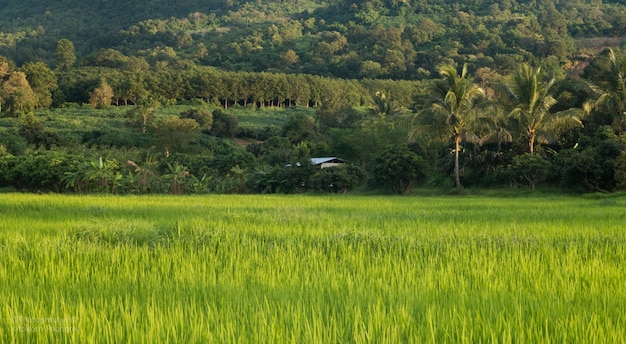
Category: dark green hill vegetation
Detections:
[
  {"x1": 0, "y1": 0, "x2": 330, "y2": 65},
  {"x1": 2, "y1": 0, "x2": 626, "y2": 77}
]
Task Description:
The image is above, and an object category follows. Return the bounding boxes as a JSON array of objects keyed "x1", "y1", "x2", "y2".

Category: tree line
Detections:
[{"x1": 1, "y1": 45, "x2": 626, "y2": 194}]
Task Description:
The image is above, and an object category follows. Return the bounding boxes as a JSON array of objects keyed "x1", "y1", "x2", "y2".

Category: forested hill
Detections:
[
  {"x1": 2, "y1": 0, "x2": 626, "y2": 79},
  {"x1": 0, "y1": 0, "x2": 328, "y2": 63}
]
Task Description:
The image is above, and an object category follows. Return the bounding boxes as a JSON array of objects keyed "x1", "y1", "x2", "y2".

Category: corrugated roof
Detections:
[
  {"x1": 310, "y1": 157, "x2": 348, "y2": 165},
  {"x1": 287, "y1": 157, "x2": 348, "y2": 168}
]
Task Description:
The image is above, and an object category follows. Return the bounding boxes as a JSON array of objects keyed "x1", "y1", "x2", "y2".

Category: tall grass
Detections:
[{"x1": 0, "y1": 194, "x2": 625, "y2": 343}]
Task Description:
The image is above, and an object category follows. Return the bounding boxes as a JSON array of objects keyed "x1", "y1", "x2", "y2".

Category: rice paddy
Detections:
[{"x1": 0, "y1": 193, "x2": 625, "y2": 343}]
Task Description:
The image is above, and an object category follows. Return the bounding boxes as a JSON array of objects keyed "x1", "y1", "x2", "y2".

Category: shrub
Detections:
[
  {"x1": 506, "y1": 153, "x2": 552, "y2": 190},
  {"x1": 556, "y1": 128, "x2": 623, "y2": 193},
  {"x1": 309, "y1": 164, "x2": 367, "y2": 193},
  {"x1": 179, "y1": 108, "x2": 213, "y2": 132},
  {"x1": 210, "y1": 109, "x2": 238, "y2": 138},
  {"x1": 0, "y1": 150, "x2": 84, "y2": 192},
  {"x1": 614, "y1": 149, "x2": 626, "y2": 190},
  {"x1": 0, "y1": 132, "x2": 27, "y2": 155},
  {"x1": 370, "y1": 144, "x2": 428, "y2": 194}
]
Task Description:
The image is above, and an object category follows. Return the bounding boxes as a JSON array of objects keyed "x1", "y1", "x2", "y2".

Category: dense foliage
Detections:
[
  {"x1": 1, "y1": 0, "x2": 626, "y2": 194},
  {"x1": 2, "y1": 0, "x2": 626, "y2": 78}
]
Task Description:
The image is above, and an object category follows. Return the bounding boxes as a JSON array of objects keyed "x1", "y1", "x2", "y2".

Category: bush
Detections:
[
  {"x1": 309, "y1": 164, "x2": 367, "y2": 193},
  {"x1": 83, "y1": 130, "x2": 152, "y2": 148},
  {"x1": 252, "y1": 166, "x2": 286, "y2": 194},
  {"x1": 506, "y1": 153, "x2": 552, "y2": 190},
  {"x1": 614, "y1": 151, "x2": 626, "y2": 190},
  {"x1": 0, "y1": 132, "x2": 27, "y2": 155},
  {"x1": 370, "y1": 144, "x2": 428, "y2": 194},
  {"x1": 210, "y1": 109, "x2": 238, "y2": 138},
  {"x1": 179, "y1": 108, "x2": 213, "y2": 132},
  {"x1": 0, "y1": 151, "x2": 84, "y2": 192},
  {"x1": 252, "y1": 162, "x2": 316, "y2": 194},
  {"x1": 281, "y1": 113, "x2": 316, "y2": 144},
  {"x1": 18, "y1": 112, "x2": 61, "y2": 149},
  {"x1": 556, "y1": 128, "x2": 623, "y2": 193}
]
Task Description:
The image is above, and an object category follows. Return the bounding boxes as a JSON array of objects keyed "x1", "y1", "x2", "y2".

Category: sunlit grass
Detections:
[{"x1": 0, "y1": 194, "x2": 625, "y2": 342}]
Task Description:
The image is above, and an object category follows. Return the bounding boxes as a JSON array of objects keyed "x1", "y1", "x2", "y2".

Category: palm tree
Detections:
[
  {"x1": 583, "y1": 49, "x2": 626, "y2": 137},
  {"x1": 503, "y1": 64, "x2": 582, "y2": 155},
  {"x1": 410, "y1": 64, "x2": 485, "y2": 191},
  {"x1": 370, "y1": 91, "x2": 405, "y2": 119}
]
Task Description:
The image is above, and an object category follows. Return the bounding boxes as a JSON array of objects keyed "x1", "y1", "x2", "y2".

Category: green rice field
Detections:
[{"x1": 0, "y1": 193, "x2": 625, "y2": 343}]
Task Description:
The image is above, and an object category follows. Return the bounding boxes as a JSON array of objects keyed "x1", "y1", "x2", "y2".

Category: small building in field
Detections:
[
  {"x1": 286, "y1": 157, "x2": 349, "y2": 169},
  {"x1": 310, "y1": 157, "x2": 349, "y2": 169}
]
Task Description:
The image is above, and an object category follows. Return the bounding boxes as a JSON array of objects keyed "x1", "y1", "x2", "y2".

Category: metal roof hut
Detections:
[{"x1": 310, "y1": 157, "x2": 349, "y2": 169}]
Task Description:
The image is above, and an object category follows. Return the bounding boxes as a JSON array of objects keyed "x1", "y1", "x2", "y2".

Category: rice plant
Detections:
[{"x1": 0, "y1": 194, "x2": 625, "y2": 343}]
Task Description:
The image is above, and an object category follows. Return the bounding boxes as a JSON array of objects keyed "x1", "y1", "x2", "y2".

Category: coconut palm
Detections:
[
  {"x1": 370, "y1": 91, "x2": 405, "y2": 119},
  {"x1": 503, "y1": 64, "x2": 583, "y2": 155},
  {"x1": 583, "y1": 49, "x2": 626, "y2": 137},
  {"x1": 409, "y1": 64, "x2": 485, "y2": 191}
]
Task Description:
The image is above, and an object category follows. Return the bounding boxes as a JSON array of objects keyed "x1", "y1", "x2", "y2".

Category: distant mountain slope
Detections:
[
  {"x1": 0, "y1": 0, "x2": 328, "y2": 59},
  {"x1": 2, "y1": 0, "x2": 626, "y2": 79}
]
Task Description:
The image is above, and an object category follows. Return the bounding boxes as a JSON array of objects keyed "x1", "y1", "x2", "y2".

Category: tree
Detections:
[
  {"x1": 210, "y1": 109, "x2": 238, "y2": 138},
  {"x1": 56, "y1": 39, "x2": 76, "y2": 70},
  {"x1": 506, "y1": 153, "x2": 552, "y2": 190},
  {"x1": 179, "y1": 108, "x2": 213, "y2": 132},
  {"x1": 369, "y1": 91, "x2": 405, "y2": 119},
  {"x1": 18, "y1": 112, "x2": 45, "y2": 147},
  {"x1": 280, "y1": 49, "x2": 299, "y2": 65},
  {"x1": 614, "y1": 150, "x2": 626, "y2": 191},
  {"x1": 20, "y1": 61, "x2": 58, "y2": 109},
  {"x1": 0, "y1": 71, "x2": 37, "y2": 116},
  {"x1": 410, "y1": 64, "x2": 485, "y2": 191},
  {"x1": 3, "y1": 151, "x2": 79, "y2": 192},
  {"x1": 557, "y1": 128, "x2": 623, "y2": 193},
  {"x1": 0, "y1": 60, "x2": 10, "y2": 112},
  {"x1": 503, "y1": 64, "x2": 582, "y2": 155},
  {"x1": 89, "y1": 78, "x2": 114, "y2": 109},
  {"x1": 309, "y1": 164, "x2": 367, "y2": 193},
  {"x1": 583, "y1": 49, "x2": 626, "y2": 137},
  {"x1": 117, "y1": 72, "x2": 148, "y2": 105},
  {"x1": 359, "y1": 60, "x2": 383, "y2": 79},
  {"x1": 281, "y1": 113, "x2": 316, "y2": 144},
  {"x1": 282, "y1": 159, "x2": 316, "y2": 194},
  {"x1": 126, "y1": 99, "x2": 159, "y2": 134},
  {"x1": 0, "y1": 132, "x2": 26, "y2": 156},
  {"x1": 371, "y1": 144, "x2": 428, "y2": 194},
  {"x1": 153, "y1": 116, "x2": 200, "y2": 156},
  {"x1": 258, "y1": 136, "x2": 293, "y2": 166},
  {"x1": 0, "y1": 60, "x2": 10, "y2": 78}
]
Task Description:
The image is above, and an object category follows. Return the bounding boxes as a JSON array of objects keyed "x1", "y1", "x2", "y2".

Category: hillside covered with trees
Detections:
[
  {"x1": 3, "y1": 0, "x2": 626, "y2": 77},
  {"x1": 1, "y1": 0, "x2": 626, "y2": 194}
]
